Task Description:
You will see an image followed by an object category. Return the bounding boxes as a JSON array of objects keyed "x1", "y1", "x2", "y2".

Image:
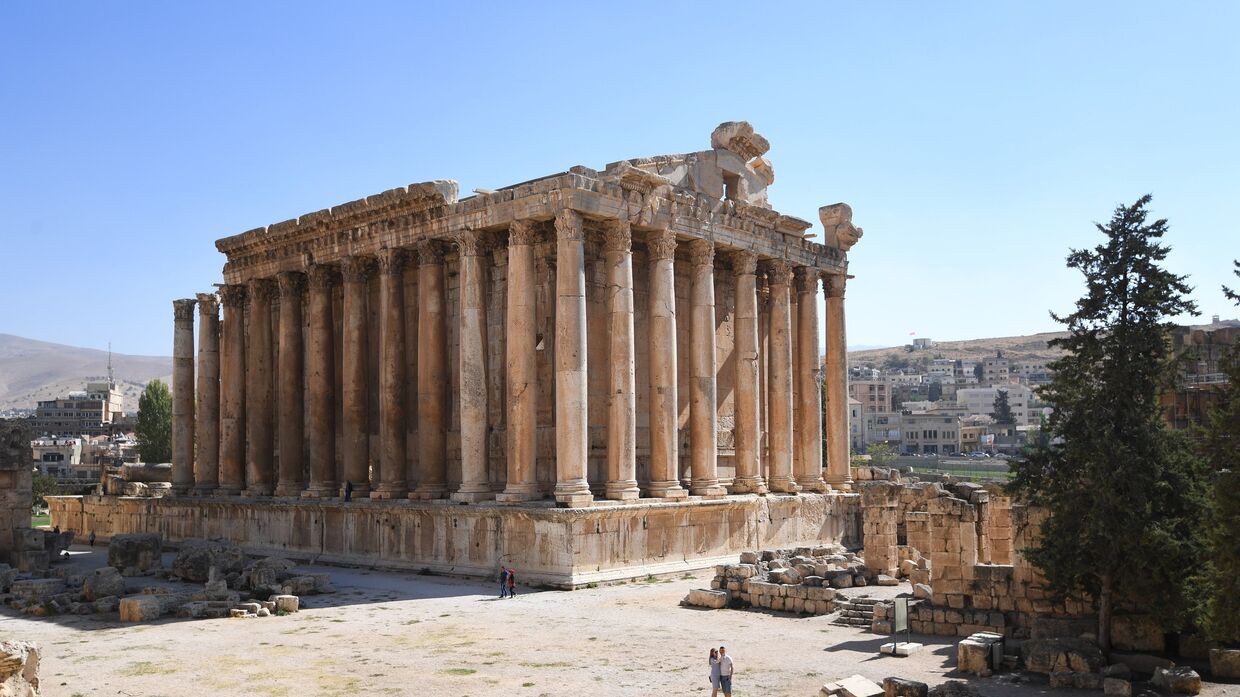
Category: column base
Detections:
[
  {"x1": 241, "y1": 487, "x2": 273, "y2": 498},
  {"x1": 189, "y1": 486, "x2": 217, "y2": 497},
  {"x1": 768, "y1": 477, "x2": 801, "y2": 494},
  {"x1": 301, "y1": 485, "x2": 338, "y2": 499},
  {"x1": 410, "y1": 485, "x2": 448, "y2": 500},
  {"x1": 496, "y1": 484, "x2": 540, "y2": 503},
  {"x1": 450, "y1": 487, "x2": 496, "y2": 503},
  {"x1": 825, "y1": 477, "x2": 853, "y2": 492},
  {"x1": 647, "y1": 481, "x2": 688, "y2": 499},
  {"x1": 604, "y1": 480, "x2": 641, "y2": 501},
  {"x1": 343, "y1": 484, "x2": 371, "y2": 498},
  {"x1": 554, "y1": 480, "x2": 593, "y2": 507},
  {"x1": 370, "y1": 484, "x2": 409, "y2": 500},
  {"x1": 795, "y1": 477, "x2": 829, "y2": 493},
  {"x1": 730, "y1": 477, "x2": 768, "y2": 495},
  {"x1": 212, "y1": 485, "x2": 242, "y2": 497},
  {"x1": 690, "y1": 481, "x2": 728, "y2": 498},
  {"x1": 274, "y1": 483, "x2": 306, "y2": 498}
]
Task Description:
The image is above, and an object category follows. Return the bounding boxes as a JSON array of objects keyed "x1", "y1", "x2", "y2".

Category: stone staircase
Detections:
[{"x1": 831, "y1": 595, "x2": 879, "y2": 628}]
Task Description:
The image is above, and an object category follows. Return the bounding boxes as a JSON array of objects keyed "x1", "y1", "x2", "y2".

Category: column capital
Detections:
[
  {"x1": 196, "y1": 292, "x2": 220, "y2": 316},
  {"x1": 688, "y1": 239, "x2": 714, "y2": 269},
  {"x1": 277, "y1": 270, "x2": 307, "y2": 296},
  {"x1": 646, "y1": 229, "x2": 677, "y2": 261},
  {"x1": 173, "y1": 298, "x2": 197, "y2": 322},
  {"x1": 602, "y1": 218, "x2": 632, "y2": 253},
  {"x1": 732, "y1": 250, "x2": 758, "y2": 276},
  {"x1": 248, "y1": 277, "x2": 278, "y2": 302},
  {"x1": 376, "y1": 247, "x2": 408, "y2": 275},
  {"x1": 554, "y1": 208, "x2": 584, "y2": 242},
  {"x1": 509, "y1": 219, "x2": 540, "y2": 246},
  {"x1": 413, "y1": 238, "x2": 445, "y2": 266},
  {"x1": 794, "y1": 266, "x2": 819, "y2": 293},
  {"x1": 340, "y1": 255, "x2": 377, "y2": 283},
  {"x1": 763, "y1": 259, "x2": 794, "y2": 287},
  {"x1": 825, "y1": 273, "x2": 848, "y2": 298},
  {"x1": 454, "y1": 229, "x2": 491, "y2": 257},
  {"x1": 307, "y1": 263, "x2": 338, "y2": 290},
  {"x1": 219, "y1": 283, "x2": 247, "y2": 307}
]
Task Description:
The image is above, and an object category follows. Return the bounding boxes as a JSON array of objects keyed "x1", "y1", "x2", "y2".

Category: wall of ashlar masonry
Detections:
[{"x1": 860, "y1": 482, "x2": 900, "y2": 575}]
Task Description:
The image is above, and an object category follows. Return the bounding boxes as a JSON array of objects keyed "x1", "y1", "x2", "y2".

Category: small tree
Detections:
[
  {"x1": 135, "y1": 379, "x2": 173, "y2": 463},
  {"x1": 868, "y1": 441, "x2": 896, "y2": 468},
  {"x1": 1009, "y1": 195, "x2": 1208, "y2": 653},
  {"x1": 928, "y1": 382, "x2": 943, "y2": 402},
  {"x1": 32, "y1": 473, "x2": 59, "y2": 507},
  {"x1": 992, "y1": 389, "x2": 1014, "y2": 424},
  {"x1": 973, "y1": 363, "x2": 983, "y2": 382}
]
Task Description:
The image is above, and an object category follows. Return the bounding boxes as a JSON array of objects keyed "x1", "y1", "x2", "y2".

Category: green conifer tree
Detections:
[{"x1": 135, "y1": 379, "x2": 173, "y2": 463}]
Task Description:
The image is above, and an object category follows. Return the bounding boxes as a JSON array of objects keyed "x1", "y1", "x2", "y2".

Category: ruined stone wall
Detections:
[{"x1": 0, "y1": 420, "x2": 33, "y2": 566}]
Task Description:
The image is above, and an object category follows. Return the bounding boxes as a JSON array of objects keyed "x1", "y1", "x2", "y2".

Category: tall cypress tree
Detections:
[
  {"x1": 135, "y1": 379, "x2": 173, "y2": 463},
  {"x1": 991, "y1": 389, "x2": 1014, "y2": 424},
  {"x1": 1009, "y1": 195, "x2": 1208, "y2": 653}
]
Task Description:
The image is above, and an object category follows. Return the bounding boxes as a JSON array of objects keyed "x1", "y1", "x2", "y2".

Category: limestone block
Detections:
[
  {"x1": 1210, "y1": 648, "x2": 1240, "y2": 679},
  {"x1": 1103, "y1": 678, "x2": 1131, "y2": 697},
  {"x1": 957, "y1": 634, "x2": 1001, "y2": 675},
  {"x1": 872, "y1": 620, "x2": 893, "y2": 634},
  {"x1": 244, "y1": 557, "x2": 296, "y2": 590},
  {"x1": 280, "y1": 573, "x2": 334, "y2": 595},
  {"x1": 1110, "y1": 615, "x2": 1165, "y2": 653},
  {"x1": 172, "y1": 538, "x2": 245, "y2": 582},
  {"x1": 1152, "y1": 667, "x2": 1201, "y2": 695},
  {"x1": 913, "y1": 584, "x2": 932, "y2": 599},
  {"x1": 899, "y1": 559, "x2": 919, "y2": 577},
  {"x1": 236, "y1": 602, "x2": 262, "y2": 614},
  {"x1": 177, "y1": 601, "x2": 209, "y2": 619},
  {"x1": 119, "y1": 595, "x2": 162, "y2": 622},
  {"x1": 93, "y1": 596, "x2": 120, "y2": 613},
  {"x1": 803, "y1": 575, "x2": 824, "y2": 587},
  {"x1": 0, "y1": 640, "x2": 40, "y2": 697},
  {"x1": 10, "y1": 579, "x2": 65, "y2": 602},
  {"x1": 229, "y1": 608, "x2": 248, "y2": 618},
  {"x1": 0, "y1": 565, "x2": 16, "y2": 593},
  {"x1": 83, "y1": 567, "x2": 126, "y2": 601},
  {"x1": 738, "y1": 551, "x2": 758, "y2": 564},
  {"x1": 835, "y1": 674, "x2": 884, "y2": 697},
  {"x1": 927, "y1": 681, "x2": 980, "y2": 697},
  {"x1": 257, "y1": 607, "x2": 270, "y2": 617},
  {"x1": 876, "y1": 575, "x2": 899, "y2": 586},
  {"x1": 684, "y1": 588, "x2": 728, "y2": 609},
  {"x1": 883, "y1": 677, "x2": 928, "y2": 697},
  {"x1": 1021, "y1": 638, "x2": 1105, "y2": 675},
  {"x1": 828, "y1": 571, "x2": 853, "y2": 589},
  {"x1": 106, "y1": 533, "x2": 162, "y2": 574}
]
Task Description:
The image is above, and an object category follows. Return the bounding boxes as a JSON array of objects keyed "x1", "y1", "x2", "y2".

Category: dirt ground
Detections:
[{"x1": 3, "y1": 546, "x2": 1238, "y2": 697}]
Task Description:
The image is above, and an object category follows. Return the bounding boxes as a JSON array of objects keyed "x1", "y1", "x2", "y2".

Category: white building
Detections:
[
  {"x1": 849, "y1": 398, "x2": 866, "y2": 452},
  {"x1": 956, "y1": 385, "x2": 1035, "y2": 425}
]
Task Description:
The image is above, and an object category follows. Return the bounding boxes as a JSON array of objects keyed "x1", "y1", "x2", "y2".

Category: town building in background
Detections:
[{"x1": 32, "y1": 379, "x2": 125, "y2": 437}]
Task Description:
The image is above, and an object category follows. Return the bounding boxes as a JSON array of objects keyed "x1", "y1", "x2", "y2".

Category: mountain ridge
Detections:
[{"x1": 0, "y1": 333, "x2": 172, "y2": 413}]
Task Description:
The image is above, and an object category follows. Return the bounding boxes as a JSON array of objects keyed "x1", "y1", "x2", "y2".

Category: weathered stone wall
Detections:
[
  {"x1": 49, "y1": 492, "x2": 858, "y2": 588},
  {"x1": 0, "y1": 420, "x2": 33, "y2": 566}
]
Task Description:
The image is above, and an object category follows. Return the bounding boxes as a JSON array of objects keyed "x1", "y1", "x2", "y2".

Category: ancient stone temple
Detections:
[{"x1": 51, "y1": 122, "x2": 867, "y2": 586}]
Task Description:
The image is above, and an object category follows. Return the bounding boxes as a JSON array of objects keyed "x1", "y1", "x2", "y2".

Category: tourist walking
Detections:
[
  {"x1": 499, "y1": 565, "x2": 510, "y2": 598},
  {"x1": 88, "y1": 531, "x2": 96, "y2": 547},
  {"x1": 507, "y1": 568, "x2": 517, "y2": 597},
  {"x1": 718, "y1": 646, "x2": 734, "y2": 697},
  {"x1": 708, "y1": 647, "x2": 722, "y2": 697}
]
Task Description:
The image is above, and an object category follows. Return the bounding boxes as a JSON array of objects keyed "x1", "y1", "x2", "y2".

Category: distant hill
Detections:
[
  {"x1": 847, "y1": 331, "x2": 1071, "y2": 371},
  {"x1": 0, "y1": 334, "x2": 171, "y2": 413}
]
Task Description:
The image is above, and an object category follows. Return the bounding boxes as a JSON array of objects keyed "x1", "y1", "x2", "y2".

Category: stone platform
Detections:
[{"x1": 48, "y1": 493, "x2": 859, "y2": 588}]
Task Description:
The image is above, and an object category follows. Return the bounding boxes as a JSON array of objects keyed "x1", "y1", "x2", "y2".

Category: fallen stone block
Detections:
[
  {"x1": 10, "y1": 579, "x2": 66, "y2": 603},
  {"x1": 876, "y1": 575, "x2": 899, "y2": 587},
  {"x1": 83, "y1": 567, "x2": 126, "y2": 601},
  {"x1": 880, "y1": 643, "x2": 924, "y2": 657},
  {"x1": 1210, "y1": 648, "x2": 1240, "y2": 679},
  {"x1": 1104, "y1": 678, "x2": 1132, "y2": 697},
  {"x1": 272, "y1": 595, "x2": 299, "y2": 614},
  {"x1": 683, "y1": 588, "x2": 728, "y2": 609},
  {"x1": 118, "y1": 595, "x2": 162, "y2": 622},
  {"x1": 883, "y1": 677, "x2": 928, "y2": 697},
  {"x1": 172, "y1": 538, "x2": 245, "y2": 582},
  {"x1": 1152, "y1": 667, "x2": 1201, "y2": 695},
  {"x1": 280, "y1": 573, "x2": 333, "y2": 595},
  {"x1": 107, "y1": 533, "x2": 163, "y2": 575},
  {"x1": 834, "y1": 674, "x2": 884, "y2": 697},
  {"x1": 0, "y1": 640, "x2": 40, "y2": 697},
  {"x1": 0, "y1": 564, "x2": 17, "y2": 593},
  {"x1": 228, "y1": 608, "x2": 249, "y2": 618},
  {"x1": 927, "y1": 681, "x2": 980, "y2": 697},
  {"x1": 738, "y1": 551, "x2": 758, "y2": 565},
  {"x1": 957, "y1": 632, "x2": 1003, "y2": 675},
  {"x1": 93, "y1": 596, "x2": 120, "y2": 613},
  {"x1": 912, "y1": 583, "x2": 932, "y2": 599},
  {"x1": 1021, "y1": 637, "x2": 1105, "y2": 674}
]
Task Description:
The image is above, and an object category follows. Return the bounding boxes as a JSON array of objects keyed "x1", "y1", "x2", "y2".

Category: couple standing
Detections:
[
  {"x1": 498, "y1": 565, "x2": 517, "y2": 598},
  {"x1": 708, "y1": 646, "x2": 734, "y2": 697}
]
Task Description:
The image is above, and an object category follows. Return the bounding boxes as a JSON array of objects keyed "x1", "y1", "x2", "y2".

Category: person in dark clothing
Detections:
[
  {"x1": 507, "y1": 568, "x2": 517, "y2": 598},
  {"x1": 499, "y1": 566, "x2": 509, "y2": 598},
  {"x1": 343, "y1": 480, "x2": 353, "y2": 502},
  {"x1": 88, "y1": 531, "x2": 96, "y2": 547}
]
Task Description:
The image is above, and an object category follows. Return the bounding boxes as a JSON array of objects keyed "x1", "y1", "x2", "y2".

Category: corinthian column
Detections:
[
  {"x1": 603, "y1": 219, "x2": 640, "y2": 501},
  {"x1": 646, "y1": 228, "x2": 688, "y2": 499},
  {"x1": 193, "y1": 292, "x2": 220, "y2": 495},
  {"x1": 412, "y1": 240, "x2": 449, "y2": 499},
  {"x1": 453, "y1": 230, "x2": 495, "y2": 503},
  {"x1": 171, "y1": 298, "x2": 196, "y2": 495},
  {"x1": 498, "y1": 220, "x2": 539, "y2": 502},
  {"x1": 731, "y1": 252, "x2": 766, "y2": 494},
  {"x1": 688, "y1": 240, "x2": 726, "y2": 497},
  {"x1": 340, "y1": 256, "x2": 374, "y2": 498},
  {"x1": 244, "y1": 278, "x2": 276, "y2": 496},
  {"x1": 217, "y1": 284, "x2": 246, "y2": 495},
  {"x1": 765, "y1": 260, "x2": 799, "y2": 493},
  {"x1": 303, "y1": 264, "x2": 338, "y2": 498},
  {"x1": 275, "y1": 271, "x2": 306, "y2": 497},
  {"x1": 794, "y1": 267, "x2": 827, "y2": 492},
  {"x1": 824, "y1": 273, "x2": 853, "y2": 490},
  {"x1": 371, "y1": 248, "x2": 409, "y2": 499},
  {"x1": 552, "y1": 209, "x2": 593, "y2": 507}
]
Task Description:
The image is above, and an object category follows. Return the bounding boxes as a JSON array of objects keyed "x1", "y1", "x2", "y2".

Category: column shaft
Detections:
[
  {"x1": 731, "y1": 253, "x2": 766, "y2": 494},
  {"x1": 275, "y1": 272, "x2": 306, "y2": 497},
  {"x1": 603, "y1": 220, "x2": 639, "y2": 500},
  {"x1": 193, "y1": 293, "x2": 221, "y2": 494},
  {"x1": 171, "y1": 298, "x2": 196, "y2": 494},
  {"x1": 341, "y1": 256, "x2": 374, "y2": 497},
  {"x1": 304, "y1": 265, "x2": 338, "y2": 497},
  {"x1": 688, "y1": 240, "x2": 725, "y2": 497},
  {"x1": 825, "y1": 274, "x2": 853, "y2": 489},
  {"x1": 244, "y1": 279, "x2": 275, "y2": 496},
  {"x1": 372, "y1": 249, "x2": 409, "y2": 499},
  {"x1": 794, "y1": 267, "x2": 827, "y2": 492},
  {"x1": 646, "y1": 229, "x2": 688, "y2": 499},
  {"x1": 453, "y1": 231, "x2": 494, "y2": 502},
  {"x1": 412, "y1": 241, "x2": 449, "y2": 499},
  {"x1": 217, "y1": 285, "x2": 246, "y2": 494},
  {"x1": 499, "y1": 221, "x2": 540, "y2": 502},
  {"x1": 552, "y1": 209, "x2": 592, "y2": 506},
  {"x1": 765, "y1": 261, "x2": 799, "y2": 493}
]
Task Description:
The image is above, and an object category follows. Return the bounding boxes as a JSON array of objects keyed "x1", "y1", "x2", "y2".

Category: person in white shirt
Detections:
[{"x1": 718, "y1": 646, "x2": 734, "y2": 697}]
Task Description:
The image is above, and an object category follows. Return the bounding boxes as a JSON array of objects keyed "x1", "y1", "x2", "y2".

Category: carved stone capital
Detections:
[
  {"x1": 825, "y1": 273, "x2": 847, "y2": 299},
  {"x1": 307, "y1": 264, "x2": 338, "y2": 291},
  {"x1": 454, "y1": 229, "x2": 490, "y2": 257},
  {"x1": 732, "y1": 251, "x2": 758, "y2": 276},
  {"x1": 195, "y1": 292, "x2": 220, "y2": 317},
  {"x1": 219, "y1": 284, "x2": 247, "y2": 308},
  {"x1": 340, "y1": 255, "x2": 377, "y2": 284},
  {"x1": 277, "y1": 270, "x2": 307, "y2": 296},
  {"x1": 819, "y1": 203, "x2": 863, "y2": 252},
  {"x1": 688, "y1": 239, "x2": 714, "y2": 269},
  {"x1": 602, "y1": 219, "x2": 632, "y2": 253},
  {"x1": 763, "y1": 259, "x2": 793, "y2": 287},
  {"x1": 508, "y1": 219, "x2": 540, "y2": 246},
  {"x1": 646, "y1": 229, "x2": 677, "y2": 262},
  {"x1": 376, "y1": 247, "x2": 408, "y2": 276},
  {"x1": 173, "y1": 298, "x2": 197, "y2": 322},
  {"x1": 794, "y1": 266, "x2": 819, "y2": 294},
  {"x1": 414, "y1": 239, "x2": 445, "y2": 266},
  {"x1": 554, "y1": 208, "x2": 584, "y2": 242},
  {"x1": 248, "y1": 278, "x2": 278, "y2": 303}
]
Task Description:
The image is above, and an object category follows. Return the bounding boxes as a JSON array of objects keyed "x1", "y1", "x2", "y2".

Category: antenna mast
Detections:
[{"x1": 108, "y1": 341, "x2": 114, "y2": 386}]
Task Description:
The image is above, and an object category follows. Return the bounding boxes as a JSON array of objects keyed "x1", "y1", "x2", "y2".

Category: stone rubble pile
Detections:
[
  {"x1": 684, "y1": 545, "x2": 870, "y2": 616},
  {"x1": 0, "y1": 641, "x2": 40, "y2": 697}
]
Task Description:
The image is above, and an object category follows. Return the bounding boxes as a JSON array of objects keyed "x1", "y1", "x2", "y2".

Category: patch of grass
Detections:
[
  {"x1": 522, "y1": 682, "x2": 535, "y2": 688},
  {"x1": 441, "y1": 668, "x2": 476, "y2": 676},
  {"x1": 31, "y1": 514, "x2": 50, "y2": 527},
  {"x1": 520, "y1": 661, "x2": 572, "y2": 669},
  {"x1": 119, "y1": 661, "x2": 176, "y2": 677}
]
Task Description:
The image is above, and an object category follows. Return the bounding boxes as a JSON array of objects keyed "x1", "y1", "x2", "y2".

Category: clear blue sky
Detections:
[{"x1": 2, "y1": 2, "x2": 1236, "y2": 357}]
